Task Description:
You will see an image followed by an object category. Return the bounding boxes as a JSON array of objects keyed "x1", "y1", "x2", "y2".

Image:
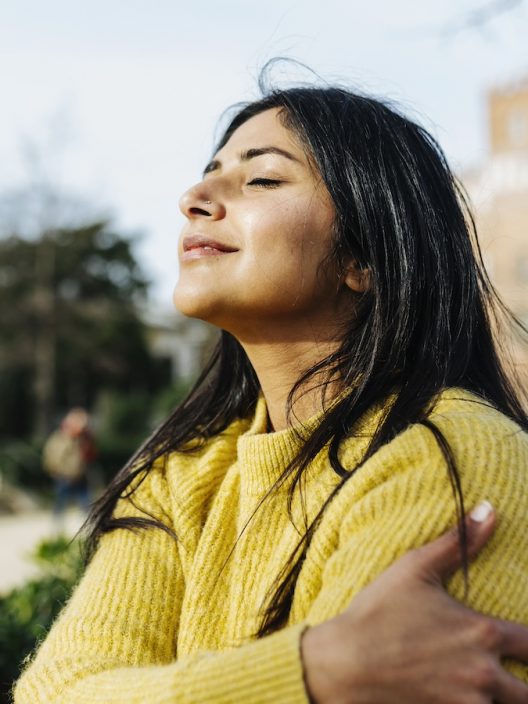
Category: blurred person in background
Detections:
[
  {"x1": 15, "y1": 78, "x2": 528, "y2": 703},
  {"x1": 42, "y1": 407, "x2": 96, "y2": 531}
]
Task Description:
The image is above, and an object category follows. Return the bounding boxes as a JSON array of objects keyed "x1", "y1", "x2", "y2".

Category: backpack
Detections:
[{"x1": 42, "y1": 430, "x2": 84, "y2": 480}]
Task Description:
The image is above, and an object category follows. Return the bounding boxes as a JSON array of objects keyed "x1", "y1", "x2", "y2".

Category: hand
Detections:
[{"x1": 302, "y1": 501, "x2": 528, "y2": 703}]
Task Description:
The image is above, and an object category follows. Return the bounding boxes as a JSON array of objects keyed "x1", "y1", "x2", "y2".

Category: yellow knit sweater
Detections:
[{"x1": 14, "y1": 389, "x2": 528, "y2": 703}]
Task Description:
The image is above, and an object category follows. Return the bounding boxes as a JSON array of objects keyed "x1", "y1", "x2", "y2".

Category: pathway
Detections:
[{"x1": 0, "y1": 510, "x2": 84, "y2": 595}]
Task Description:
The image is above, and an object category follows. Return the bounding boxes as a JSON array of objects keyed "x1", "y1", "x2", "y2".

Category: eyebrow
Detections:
[{"x1": 203, "y1": 146, "x2": 301, "y2": 176}]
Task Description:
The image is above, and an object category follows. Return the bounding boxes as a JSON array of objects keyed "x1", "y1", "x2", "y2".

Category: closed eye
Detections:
[{"x1": 247, "y1": 178, "x2": 283, "y2": 189}]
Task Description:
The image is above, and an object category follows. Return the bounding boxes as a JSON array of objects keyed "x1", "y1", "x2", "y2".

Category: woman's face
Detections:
[{"x1": 174, "y1": 108, "x2": 351, "y2": 340}]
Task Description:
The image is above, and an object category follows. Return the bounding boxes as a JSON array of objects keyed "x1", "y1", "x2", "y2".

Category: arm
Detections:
[
  {"x1": 14, "y1": 500, "x2": 528, "y2": 704},
  {"x1": 302, "y1": 503, "x2": 528, "y2": 704},
  {"x1": 14, "y1": 467, "x2": 310, "y2": 704},
  {"x1": 301, "y1": 406, "x2": 528, "y2": 624},
  {"x1": 300, "y1": 404, "x2": 528, "y2": 702},
  {"x1": 15, "y1": 408, "x2": 528, "y2": 703}
]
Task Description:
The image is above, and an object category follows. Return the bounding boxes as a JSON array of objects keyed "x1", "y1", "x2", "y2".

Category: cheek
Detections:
[
  {"x1": 242, "y1": 200, "x2": 330, "y2": 275},
  {"x1": 173, "y1": 191, "x2": 337, "y2": 324}
]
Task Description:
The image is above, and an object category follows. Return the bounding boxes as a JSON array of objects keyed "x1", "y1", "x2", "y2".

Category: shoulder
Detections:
[
  {"x1": 375, "y1": 387, "x2": 527, "y2": 467},
  {"x1": 337, "y1": 387, "x2": 528, "y2": 503},
  {"x1": 117, "y1": 413, "x2": 253, "y2": 536},
  {"x1": 310, "y1": 393, "x2": 528, "y2": 628},
  {"x1": 112, "y1": 455, "x2": 175, "y2": 527},
  {"x1": 163, "y1": 397, "x2": 268, "y2": 489},
  {"x1": 430, "y1": 386, "x2": 524, "y2": 429},
  {"x1": 426, "y1": 388, "x2": 528, "y2": 464},
  {"x1": 331, "y1": 388, "x2": 528, "y2": 549}
]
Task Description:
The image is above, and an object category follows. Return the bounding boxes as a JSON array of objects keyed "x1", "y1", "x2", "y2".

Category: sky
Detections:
[{"x1": 0, "y1": 0, "x2": 527, "y2": 306}]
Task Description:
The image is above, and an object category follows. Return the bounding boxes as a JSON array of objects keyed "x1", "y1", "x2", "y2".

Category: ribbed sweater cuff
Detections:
[{"x1": 189, "y1": 622, "x2": 310, "y2": 703}]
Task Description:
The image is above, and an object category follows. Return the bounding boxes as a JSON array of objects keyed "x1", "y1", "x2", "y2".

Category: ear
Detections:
[{"x1": 343, "y1": 260, "x2": 370, "y2": 293}]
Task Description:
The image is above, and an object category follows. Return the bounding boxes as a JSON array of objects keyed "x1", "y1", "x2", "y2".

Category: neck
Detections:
[{"x1": 239, "y1": 337, "x2": 341, "y2": 431}]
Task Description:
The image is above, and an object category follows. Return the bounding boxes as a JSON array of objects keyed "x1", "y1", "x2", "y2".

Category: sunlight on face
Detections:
[{"x1": 174, "y1": 108, "x2": 350, "y2": 342}]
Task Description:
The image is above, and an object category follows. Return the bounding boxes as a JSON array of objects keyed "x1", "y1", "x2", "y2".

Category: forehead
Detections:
[{"x1": 217, "y1": 108, "x2": 307, "y2": 162}]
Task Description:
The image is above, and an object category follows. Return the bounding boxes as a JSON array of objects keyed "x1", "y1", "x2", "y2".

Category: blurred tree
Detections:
[{"x1": 0, "y1": 221, "x2": 157, "y2": 438}]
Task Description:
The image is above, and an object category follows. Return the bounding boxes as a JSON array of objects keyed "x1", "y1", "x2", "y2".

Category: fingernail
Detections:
[{"x1": 469, "y1": 500, "x2": 493, "y2": 523}]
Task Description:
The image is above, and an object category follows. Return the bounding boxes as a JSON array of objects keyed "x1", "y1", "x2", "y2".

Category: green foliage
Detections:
[
  {"x1": 94, "y1": 388, "x2": 153, "y2": 482},
  {"x1": 94, "y1": 382, "x2": 193, "y2": 483},
  {"x1": 150, "y1": 379, "x2": 194, "y2": 425},
  {"x1": 0, "y1": 440, "x2": 49, "y2": 494},
  {"x1": 0, "y1": 220, "x2": 163, "y2": 438},
  {"x1": 0, "y1": 535, "x2": 84, "y2": 703},
  {"x1": 0, "y1": 380, "x2": 195, "y2": 491},
  {"x1": 0, "y1": 370, "x2": 33, "y2": 438},
  {"x1": 97, "y1": 388, "x2": 153, "y2": 436},
  {"x1": 31, "y1": 534, "x2": 83, "y2": 578},
  {"x1": 153, "y1": 380, "x2": 194, "y2": 416}
]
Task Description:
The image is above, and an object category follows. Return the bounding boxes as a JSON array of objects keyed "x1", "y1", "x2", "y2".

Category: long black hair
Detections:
[{"x1": 83, "y1": 82, "x2": 528, "y2": 637}]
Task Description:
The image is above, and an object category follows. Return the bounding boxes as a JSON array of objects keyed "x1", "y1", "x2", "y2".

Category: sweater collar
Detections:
[
  {"x1": 236, "y1": 394, "x2": 344, "y2": 496},
  {"x1": 235, "y1": 390, "x2": 394, "y2": 496},
  {"x1": 236, "y1": 396, "x2": 299, "y2": 495}
]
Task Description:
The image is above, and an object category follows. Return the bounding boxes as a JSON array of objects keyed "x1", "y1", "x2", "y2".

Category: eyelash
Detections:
[{"x1": 247, "y1": 178, "x2": 283, "y2": 189}]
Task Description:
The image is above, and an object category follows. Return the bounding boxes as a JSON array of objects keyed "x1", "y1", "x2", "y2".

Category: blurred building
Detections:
[
  {"x1": 142, "y1": 307, "x2": 217, "y2": 382},
  {"x1": 462, "y1": 75, "x2": 528, "y2": 389}
]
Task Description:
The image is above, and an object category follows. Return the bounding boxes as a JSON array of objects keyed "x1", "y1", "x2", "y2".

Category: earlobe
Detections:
[{"x1": 343, "y1": 261, "x2": 370, "y2": 293}]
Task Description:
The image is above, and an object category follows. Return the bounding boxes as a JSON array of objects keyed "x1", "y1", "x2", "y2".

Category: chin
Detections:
[
  {"x1": 173, "y1": 284, "x2": 219, "y2": 323},
  {"x1": 173, "y1": 288, "x2": 203, "y2": 319}
]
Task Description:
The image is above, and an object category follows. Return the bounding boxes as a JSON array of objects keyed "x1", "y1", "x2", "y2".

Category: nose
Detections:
[{"x1": 179, "y1": 182, "x2": 225, "y2": 220}]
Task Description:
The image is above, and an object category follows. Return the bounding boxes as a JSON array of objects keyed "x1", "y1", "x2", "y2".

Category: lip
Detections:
[{"x1": 181, "y1": 234, "x2": 239, "y2": 261}]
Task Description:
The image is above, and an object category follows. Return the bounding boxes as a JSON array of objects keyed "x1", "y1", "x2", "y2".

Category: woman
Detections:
[{"x1": 15, "y1": 84, "x2": 528, "y2": 703}]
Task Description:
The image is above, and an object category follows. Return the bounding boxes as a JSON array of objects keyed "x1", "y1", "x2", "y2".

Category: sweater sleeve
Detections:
[
  {"x1": 302, "y1": 400, "x2": 528, "y2": 681},
  {"x1": 13, "y1": 463, "x2": 310, "y2": 704}
]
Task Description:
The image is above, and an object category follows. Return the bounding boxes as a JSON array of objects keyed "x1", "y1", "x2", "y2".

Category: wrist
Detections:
[
  {"x1": 302, "y1": 616, "x2": 368, "y2": 704},
  {"x1": 301, "y1": 620, "x2": 344, "y2": 704},
  {"x1": 301, "y1": 625, "x2": 325, "y2": 704}
]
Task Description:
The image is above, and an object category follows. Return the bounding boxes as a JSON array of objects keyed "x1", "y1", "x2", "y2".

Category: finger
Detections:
[
  {"x1": 493, "y1": 666, "x2": 528, "y2": 704},
  {"x1": 411, "y1": 501, "x2": 496, "y2": 583},
  {"x1": 496, "y1": 618, "x2": 528, "y2": 662},
  {"x1": 464, "y1": 502, "x2": 499, "y2": 559}
]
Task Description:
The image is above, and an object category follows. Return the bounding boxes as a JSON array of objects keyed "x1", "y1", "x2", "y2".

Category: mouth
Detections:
[{"x1": 181, "y1": 234, "x2": 239, "y2": 261}]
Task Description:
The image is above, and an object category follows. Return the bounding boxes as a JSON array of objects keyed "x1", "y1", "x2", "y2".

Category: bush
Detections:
[
  {"x1": 93, "y1": 388, "x2": 152, "y2": 483},
  {"x1": 0, "y1": 535, "x2": 84, "y2": 703},
  {"x1": 95, "y1": 382, "x2": 193, "y2": 483},
  {"x1": 150, "y1": 379, "x2": 193, "y2": 426},
  {"x1": 0, "y1": 441, "x2": 50, "y2": 496}
]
